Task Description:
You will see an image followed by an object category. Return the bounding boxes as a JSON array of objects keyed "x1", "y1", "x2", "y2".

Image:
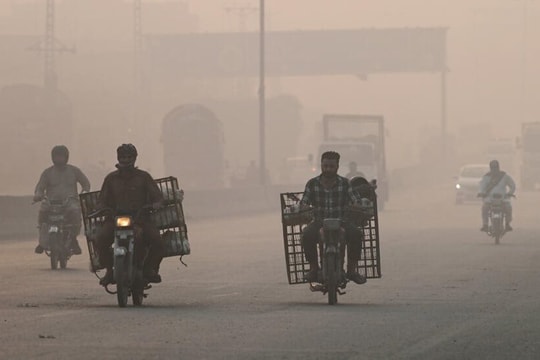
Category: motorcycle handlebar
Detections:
[
  {"x1": 32, "y1": 195, "x2": 78, "y2": 206},
  {"x1": 88, "y1": 204, "x2": 154, "y2": 220}
]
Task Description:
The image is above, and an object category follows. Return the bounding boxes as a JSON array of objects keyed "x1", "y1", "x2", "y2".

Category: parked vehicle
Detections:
[{"x1": 455, "y1": 164, "x2": 489, "y2": 204}]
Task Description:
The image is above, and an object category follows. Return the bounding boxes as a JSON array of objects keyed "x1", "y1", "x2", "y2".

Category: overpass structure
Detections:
[{"x1": 145, "y1": 28, "x2": 449, "y2": 156}]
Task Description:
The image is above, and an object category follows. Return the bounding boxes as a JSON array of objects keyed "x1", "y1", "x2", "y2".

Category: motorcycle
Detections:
[
  {"x1": 80, "y1": 176, "x2": 190, "y2": 308},
  {"x1": 280, "y1": 187, "x2": 381, "y2": 305},
  {"x1": 486, "y1": 193, "x2": 514, "y2": 245},
  {"x1": 311, "y1": 218, "x2": 347, "y2": 305},
  {"x1": 35, "y1": 197, "x2": 76, "y2": 270},
  {"x1": 88, "y1": 206, "x2": 152, "y2": 307}
]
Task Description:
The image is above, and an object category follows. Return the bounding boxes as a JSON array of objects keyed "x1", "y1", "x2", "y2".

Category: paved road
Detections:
[{"x1": 1, "y1": 183, "x2": 540, "y2": 360}]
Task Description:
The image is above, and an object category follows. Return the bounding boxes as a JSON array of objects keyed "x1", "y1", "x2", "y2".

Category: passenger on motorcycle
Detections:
[
  {"x1": 345, "y1": 161, "x2": 365, "y2": 180},
  {"x1": 33, "y1": 145, "x2": 91, "y2": 255},
  {"x1": 299, "y1": 151, "x2": 366, "y2": 285},
  {"x1": 478, "y1": 160, "x2": 516, "y2": 232},
  {"x1": 95, "y1": 144, "x2": 165, "y2": 286}
]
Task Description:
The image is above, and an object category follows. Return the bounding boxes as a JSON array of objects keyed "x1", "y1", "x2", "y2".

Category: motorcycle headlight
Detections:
[
  {"x1": 116, "y1": 216, "x2": 132, "y2": 227},
  {"x1": 455, "y1": 183, "x2": 461, "y2": 190}
]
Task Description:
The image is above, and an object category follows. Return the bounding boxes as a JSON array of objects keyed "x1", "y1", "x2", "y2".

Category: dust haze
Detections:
[{"x1": 0, "y1": 0, "x2": 538, "y2": 196}]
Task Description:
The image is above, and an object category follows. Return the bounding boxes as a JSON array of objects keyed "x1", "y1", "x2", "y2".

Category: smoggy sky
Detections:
[{"x1": 0, "y1": 0, "x2": 539, "y2": 193}]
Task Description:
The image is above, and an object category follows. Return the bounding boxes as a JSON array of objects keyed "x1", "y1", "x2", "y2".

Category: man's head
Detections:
[
  {"x1": 116, "y1": 143, "x2": 138, "y2": 169},
  {"x1": 51, "y1": 145, "x2": 69, "y2": 167},
  {"x1": 489, "y1": 159, "x2": 500, "y2": 173},
  {"x1": 320, "y1": 151, "x2": 340, "y2": 178}
]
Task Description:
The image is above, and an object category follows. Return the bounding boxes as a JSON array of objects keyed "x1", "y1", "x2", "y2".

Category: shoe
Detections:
[
  {"x1": 99, "y1": 269, "x2": 115, "y2": 286},
  {"x1": 505, "y1": 224, "x2": 513, "y2": 231},
  {"x1": 304, "y1": 268, "x2": 319, "y2": 283},
  {"x1": 34, "y1": 245, "x2": 44, "y2": 254},
  {"x1": 143, "y1": 269, "x2": 162, "y2": 284},
  {"x1": 480, "y1": 225, "x2": 488, "y2": 232},
  {"x1": 70, "y1": 239, "x2": 82, "y2": 255},
  {"x1": 347, "y1": 271, "x2": 367, "y2": 285}
]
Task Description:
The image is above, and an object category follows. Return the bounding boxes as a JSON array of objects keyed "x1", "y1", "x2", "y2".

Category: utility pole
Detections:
[
  {"x1": 224, "y1": 3, "x2": 258, "y2": 97},
  {"x1": 29, "y1": 0, "x2": 75, "y2": 91},
  {"x1": 134, "y1": 0, "x2": 143, "y2": 99},
  {"x1": 258, "y1": 0, "x2": 266, "y2": 186},
  {"x1": 44, "y1": 0, "x2": 56, "y2": 90}
]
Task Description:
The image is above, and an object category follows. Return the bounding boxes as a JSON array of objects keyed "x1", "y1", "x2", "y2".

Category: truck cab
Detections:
[
  {"x1": 318, "y1": 142, "x2": 377, "y2": 180},
  {"x1": 319, "y1": 114, "x2": 388, "y2": 209}
]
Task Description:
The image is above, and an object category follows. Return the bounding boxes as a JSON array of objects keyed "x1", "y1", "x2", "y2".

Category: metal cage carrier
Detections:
[
  {"x1": 280, "y1": 191, "x2": 381, "y2": 285},
  {"x1": 79, "y1": 176, "x2": 190, "y2": 272}
]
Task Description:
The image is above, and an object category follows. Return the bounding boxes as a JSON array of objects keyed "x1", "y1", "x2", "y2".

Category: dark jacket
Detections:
[{"x1": 98, "y1": 168, "x2": 163, "y2": 214}]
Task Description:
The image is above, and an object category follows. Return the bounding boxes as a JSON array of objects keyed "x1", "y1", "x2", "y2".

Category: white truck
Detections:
[{"x1": 319, "y1": 114, "x2": 388, "y2": 208}]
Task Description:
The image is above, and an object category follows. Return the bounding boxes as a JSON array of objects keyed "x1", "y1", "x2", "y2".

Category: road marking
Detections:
[
  {"x1": 211, "y1": 292, "x2": 240, "y2": 298},
  {"x1": 39, "y1": 310, "x2": 84, "y2": 318}
]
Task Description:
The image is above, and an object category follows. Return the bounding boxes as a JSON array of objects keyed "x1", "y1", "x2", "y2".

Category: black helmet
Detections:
[
  {"x1": 116, "y1": 143, "x2": 137, "y2": 169},
  {"x1": 350, "y1": 176, "x2": 372, "y2": 197},
  {"x1": 117, "y1": 143, "x2": 138, "y2": 157},
  {"x1": 489, "y1": 160, "x2": 500, "y2": 172},
  {"x1": 350, "y1": 176, "x2": 369, "y2": 188},
  {"x1": 51, "y1": 145, "x2": 69, "y2": 166}
]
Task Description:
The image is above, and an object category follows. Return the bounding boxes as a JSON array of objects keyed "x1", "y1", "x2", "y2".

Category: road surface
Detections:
[{"x1": 1, "y1": 182, "x2": 539, "y2": 359}]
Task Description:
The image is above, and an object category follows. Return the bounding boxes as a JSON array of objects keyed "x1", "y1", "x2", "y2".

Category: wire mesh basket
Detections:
[
  {"x1": 79, "y1": 176, "x2": 190, "y2": 272},
  {"x1": 280, "y1": 191, "x2": 381, "y2": 285},
  {"x1": 282, "y1": 206, "x2": 314, "y2": 226}
]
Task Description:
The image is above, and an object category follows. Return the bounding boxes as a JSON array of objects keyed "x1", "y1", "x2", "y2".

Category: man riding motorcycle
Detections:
[
  {"x1": 33, "y1": 145, "x2": 91, "y2": 255},
  {"x1": 478, "y1": 160, "x2": 516, "y2": 232},
  {"x1": 94, "y1": 144, "x2": 165, "y2": 286},
  {"x1": 299, "y1": 151, "x2": 366, "y2": 285}
]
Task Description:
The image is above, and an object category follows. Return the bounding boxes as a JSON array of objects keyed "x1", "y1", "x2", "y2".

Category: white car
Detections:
[{"x1": 455, "y1": 164, "x2": 489, "y2": 204}]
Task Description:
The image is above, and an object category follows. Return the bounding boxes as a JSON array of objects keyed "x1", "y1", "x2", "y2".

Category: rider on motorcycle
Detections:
[
  {"x1": 33, "y1": 145, "x2": 91, "y2": 255},
  {"x1": 299, "y1": 151, "x2": 367, "y2": 285},
  {"x1": 94, "y1": 144, "x2": 165, "y2": 286},
  {"x1": 478, "y1": 160, "x2": 516, "y2": 232}
]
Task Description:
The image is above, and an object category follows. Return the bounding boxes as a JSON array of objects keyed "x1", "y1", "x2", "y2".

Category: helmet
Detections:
[
  {"x1": 350, "y1": 176, "x2": 372, "y2": 197},
  {"x1": 51, "y1": 145, "x2": 69, "y2": 166},
  {"x1": 117, "y1": 143, "x2": 138, "y2": 158},
  {"x1": 116, "y1": 143, "x2": 137, "y2": 169},
  {"x1": 350, "y1": 176, "x2": 369, "y2": 188},
  {"x1": 489, "y1": 160, "x2": 500, "y2": 172}
]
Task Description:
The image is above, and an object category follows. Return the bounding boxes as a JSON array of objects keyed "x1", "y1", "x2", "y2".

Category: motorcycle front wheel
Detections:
[
  {"x1": 492, "y1": 217, "x2": 502, "y2": 245},
  {"x1": 49, "y1": 234, "x2": 59, "y2": 270},
  {"x1": 50, "y1": 251, "x2": 59, "y2": 270},
  {"x1": 325, "y1": 254, "x2": 338, "y2": 305},
  {"x1": 132, "y1": 270, "x2": 145, "y2": 306},
  {"x1": 115, "y1": 257, "x2": 129, "y2": 308}
]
